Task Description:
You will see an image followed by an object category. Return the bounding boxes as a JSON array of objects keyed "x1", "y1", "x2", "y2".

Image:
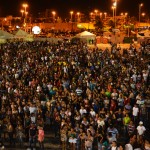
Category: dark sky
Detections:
[{"x1": 0, "y1": 0, "x2": 149, "y2": 18}]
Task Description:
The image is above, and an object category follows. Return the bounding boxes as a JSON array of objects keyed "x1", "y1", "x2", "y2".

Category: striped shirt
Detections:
[{"x1": 76, "y1": 88, "x2": 83, "y2": 96}]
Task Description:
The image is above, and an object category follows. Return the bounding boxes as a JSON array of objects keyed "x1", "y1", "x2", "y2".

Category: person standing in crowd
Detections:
[
  {"x1": 29, "y1": 122, "x2": 37, "y2": 149},
  {"x1": 123, "y1": 114, "x2": 131, "y2": 135},
  {"x1": 85, "y1": 130, "x2": 94, "y2": 150},
  {"x1": 0, "y1": 40, "x2": 149, "y2": 150},
  {"x1": 132, "y1": 104, "x2": 139, "y2": 124},
  {"x1": 127, "y1": 120, "x2": 136, "y2": 137},
  {"x1": 7, "y1": 122, "x2": 15, "y2": 146},
  {"x1": 38, "y1": 126, "x2": 44, "y2": 150},
  {"x1": 68, "y1": 128, "x2": 77, "y2": 150},
  {"x1": 137, "y1": 121, "x2": 146, "y2": 144},
  {"x1": 60, "y1": 125, "x2": 67, "y2": 150},
  {"x1": 125, "y1": 134, "x2": 137, "y2": 150}
]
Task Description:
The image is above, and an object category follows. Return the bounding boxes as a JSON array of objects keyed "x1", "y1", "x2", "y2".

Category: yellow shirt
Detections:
[{"x1": 123, "y1": 117, "x2": 131, "y2": 125}]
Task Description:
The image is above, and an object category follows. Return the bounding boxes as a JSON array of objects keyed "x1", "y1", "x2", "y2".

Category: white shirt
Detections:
[
  {"x1": 143, "y1": 72, "x2": 148, "y2": 81},
  {"x1": 90, "y1": 110, "x2": 96, "y2": 117},
  {"x1": 137, "y1": 125, "x2": 146, "y2": 135},
  {"x1": 29, "y1": 106, "x2": 37, "y2": 114},
  {"x1": 97, "y1": 120, "x2": 105, "y2": 127},
  {"x1": 111, "y1": 146, "x2": 118, "y2": 150},
  {"x1": 132, "y1": 107, "x2": 139, "y2": 116},
  {"x1": 111, "y1": 92, "x2": 118, "y2": 100},
  {"x1": 125, "y1": 143, "x2": 133, "y2": 150},
  {"x1": 79, "y1": 108, "x2": 87, "y2": 116}
]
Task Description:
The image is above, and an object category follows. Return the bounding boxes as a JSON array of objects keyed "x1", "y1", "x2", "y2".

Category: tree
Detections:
[
  {"x1": 108, "y1": 20, "x2": 115, "y2": 29},
  {"x1": 94, "y1": 16, "x2": 104, "y2": 33}
]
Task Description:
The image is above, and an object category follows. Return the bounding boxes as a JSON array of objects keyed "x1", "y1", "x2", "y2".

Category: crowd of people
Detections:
[{"x1": 0, "y1": 40, "x2": 149, "y2": 150}]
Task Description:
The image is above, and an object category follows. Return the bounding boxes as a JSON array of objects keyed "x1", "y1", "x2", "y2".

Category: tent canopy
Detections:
[
  {"x1": 0, "y1": 30, "x2": 14, "y2": 39},
  {"x1": 13, "y1": 29, "x2": 34, "y2": 41},
  {"x1": 76, "y1": 31, "x2": 96, "y2": 38},
  {"x1": 14, "y1": 29, "x2": 29, "y2": 38}
]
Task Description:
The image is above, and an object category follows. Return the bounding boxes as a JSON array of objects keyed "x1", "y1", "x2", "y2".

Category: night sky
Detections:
[{"x1": 0, "y1": 0, "x2": 149, "y2": 18}]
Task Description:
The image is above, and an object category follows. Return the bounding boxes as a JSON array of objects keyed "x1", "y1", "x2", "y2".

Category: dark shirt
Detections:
[{"x1": 29, "y1": 126, "x2": 37, "y2": 137}]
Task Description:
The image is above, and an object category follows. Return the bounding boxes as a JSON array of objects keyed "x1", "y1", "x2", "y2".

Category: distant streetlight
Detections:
[
  {"x1": 141, "y1": 12, "x2": 145, "y2": 17},
  {"x1": 121, "y1": 12, "x2": 128, "y2": 22},
  {"x1": 104, "y1": 12, "x2": 107, "y2": 19},
  {"x1": 113, "y1": 0, "x2": 117, "y2": 28},
  {"x1": 139, "y1": 3, "x2": 143, "y2": 22},
  {"x1": 90, "y1": 12, "x2": 93, "y2": 16},
  {"x1": 112, "y1": 6, "x2": 116, "y2": 22},
  {"x1": 70, "y1": 11, "x2": 74, "y2": 22},
  {"x1": 22, "y1": 3, "x2": 28, "y2": 16},
  {"x1": 77, "y1": 12, "x2": 80, "y2": 22},
  {"x1": 25, "y1": 12, "x2": 28, "y2": 17},
  {"x1": 1, "y1": 18, "x2": 7, "y2": 30},
  {"x1": 100, "y1": 13, "x2": 103, "y2": 18},
  {"x1": 90, "y1": 12, "x2": 93, "y2": 21},
  {"x1": 141, "y1": 12, "x2": 146, "y2": 22},
  {"x1": 20, "y1": 10, "x2": 24, "y2": 17},
  {"x1": 94, "y1": 10, "x2": 98, "y2": 16},
  {"x1": 52, "y1": 11, "x2": 56, "y2": 23},
  {"x1": 121, "y1": 12, "x2": 128, "y2": 16},
  {"x1": 22, "y1": 3, "x2": 28, "y2": 29}
]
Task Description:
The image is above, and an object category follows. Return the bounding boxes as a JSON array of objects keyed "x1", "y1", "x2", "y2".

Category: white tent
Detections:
[
  {"x1": 76, "y1": 31, "x2": 96, "y2": 38},
  {"x1": 0, "y1": 30, "x2": 14, "y2": 44},
  {"x1": 14, "y1": 29, "x2": 34, "y2": 41},
  {"x1": 14, "y1": 29, "x2": 29, "y2": 38},
  {"x1": 76, "y1": 31, "x2": 96, "y2": 44},
  {"x1": 0, "y1": 30, "x2": 14, "y2": 39}
]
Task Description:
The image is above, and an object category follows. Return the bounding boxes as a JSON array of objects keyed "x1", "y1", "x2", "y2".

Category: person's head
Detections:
[
  {"x1": 139, "y1": 121, "x2": 143, "y2": 126},
  {"x1": 31, "y1": 122, "x2": 35, "y2": 127},
  {"x1": 129, "y1": 134, "x2": 137, "y2": 144},
  {"x1": 134, "y1": 104, "x2": 137, "y2": 107},
  {"x1": 118, "y1": 144, "x2": 124, "y2": 150},
  {"x1": 109, "y1": 124, "x2": 113, "y2": 129},
  {"x1": 129, "y1": 120, "x2": 134, "y2": 125},
  {"x1": 112, "y1": 141, "x2": 117, "y2": 147},
  {"x1": 125, "y1": 113, "x2": 129, "y2": 117},
  {"x1": 144, "y1": 139, "x2": 150, "y2": 150}
]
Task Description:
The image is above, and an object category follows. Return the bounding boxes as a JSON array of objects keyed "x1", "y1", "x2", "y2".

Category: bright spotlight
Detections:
[{"x1": 32, "y1": 26, "x2": 41, "y2": 34}]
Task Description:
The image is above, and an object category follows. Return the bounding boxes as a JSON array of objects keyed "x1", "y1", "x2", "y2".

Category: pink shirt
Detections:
[{"x1": 38, "y1": 129, "x2": 44, "y2": 142}]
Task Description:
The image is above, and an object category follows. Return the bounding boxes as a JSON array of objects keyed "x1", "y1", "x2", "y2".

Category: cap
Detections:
[{"x1": 139, "y1": 121, "x2": 143, "y2": 125}]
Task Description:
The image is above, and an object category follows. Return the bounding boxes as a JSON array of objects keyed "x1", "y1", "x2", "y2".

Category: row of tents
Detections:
[
  {"x1": 0, "y1": 29, "x2": 33, "y2": 43},
  {"x1": 1, "y1": 29, "x2": 150, "y2": 44}
]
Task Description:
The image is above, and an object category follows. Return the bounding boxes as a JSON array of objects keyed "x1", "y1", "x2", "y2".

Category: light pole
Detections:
[
  {"x1": 70, "y1": 11, "x2": 73, "y2": 22},
  {"x1": 22, "y1": 3, "x2": 28, "y2": 30},
  {"x1": 77, "y1": 12, "x2": 80, "y2": 22},
  {"x1": 20, "y1": 10, "x2": 24, "y2": 17},
  {"x1": 139, "y1": 3, "x2": 143, "y2": 23},
  {"x1": 70, "y1": 11, "x2": 74, "y2": 31},
  {"x1": 22, "y1": 3, "x2": 28, "y2": 14},
  {"x1": 113, "y1": 1, "x2": 117, "y2": 28},
  {"x1": 100, "y1": 13, "x2": 102, "y2": 19},
  {"x1": 94, "y1": 10, "x2": 98, "y2": 16},
  {"x1": 52, "y1": 11, "x2": 56, "y2": 23},
  {"x1": 90, "y1": 12, "x2": 93, "y2": 22},
  {"x1": 104, "y1": 12, "x2": 107, "y2": 19},
  {"x1": 141, "y1": 12, "x2": 146, "y2": 22},
  {"x1": 112, "y1": 6, "x2": 115, "y2": 22}
]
